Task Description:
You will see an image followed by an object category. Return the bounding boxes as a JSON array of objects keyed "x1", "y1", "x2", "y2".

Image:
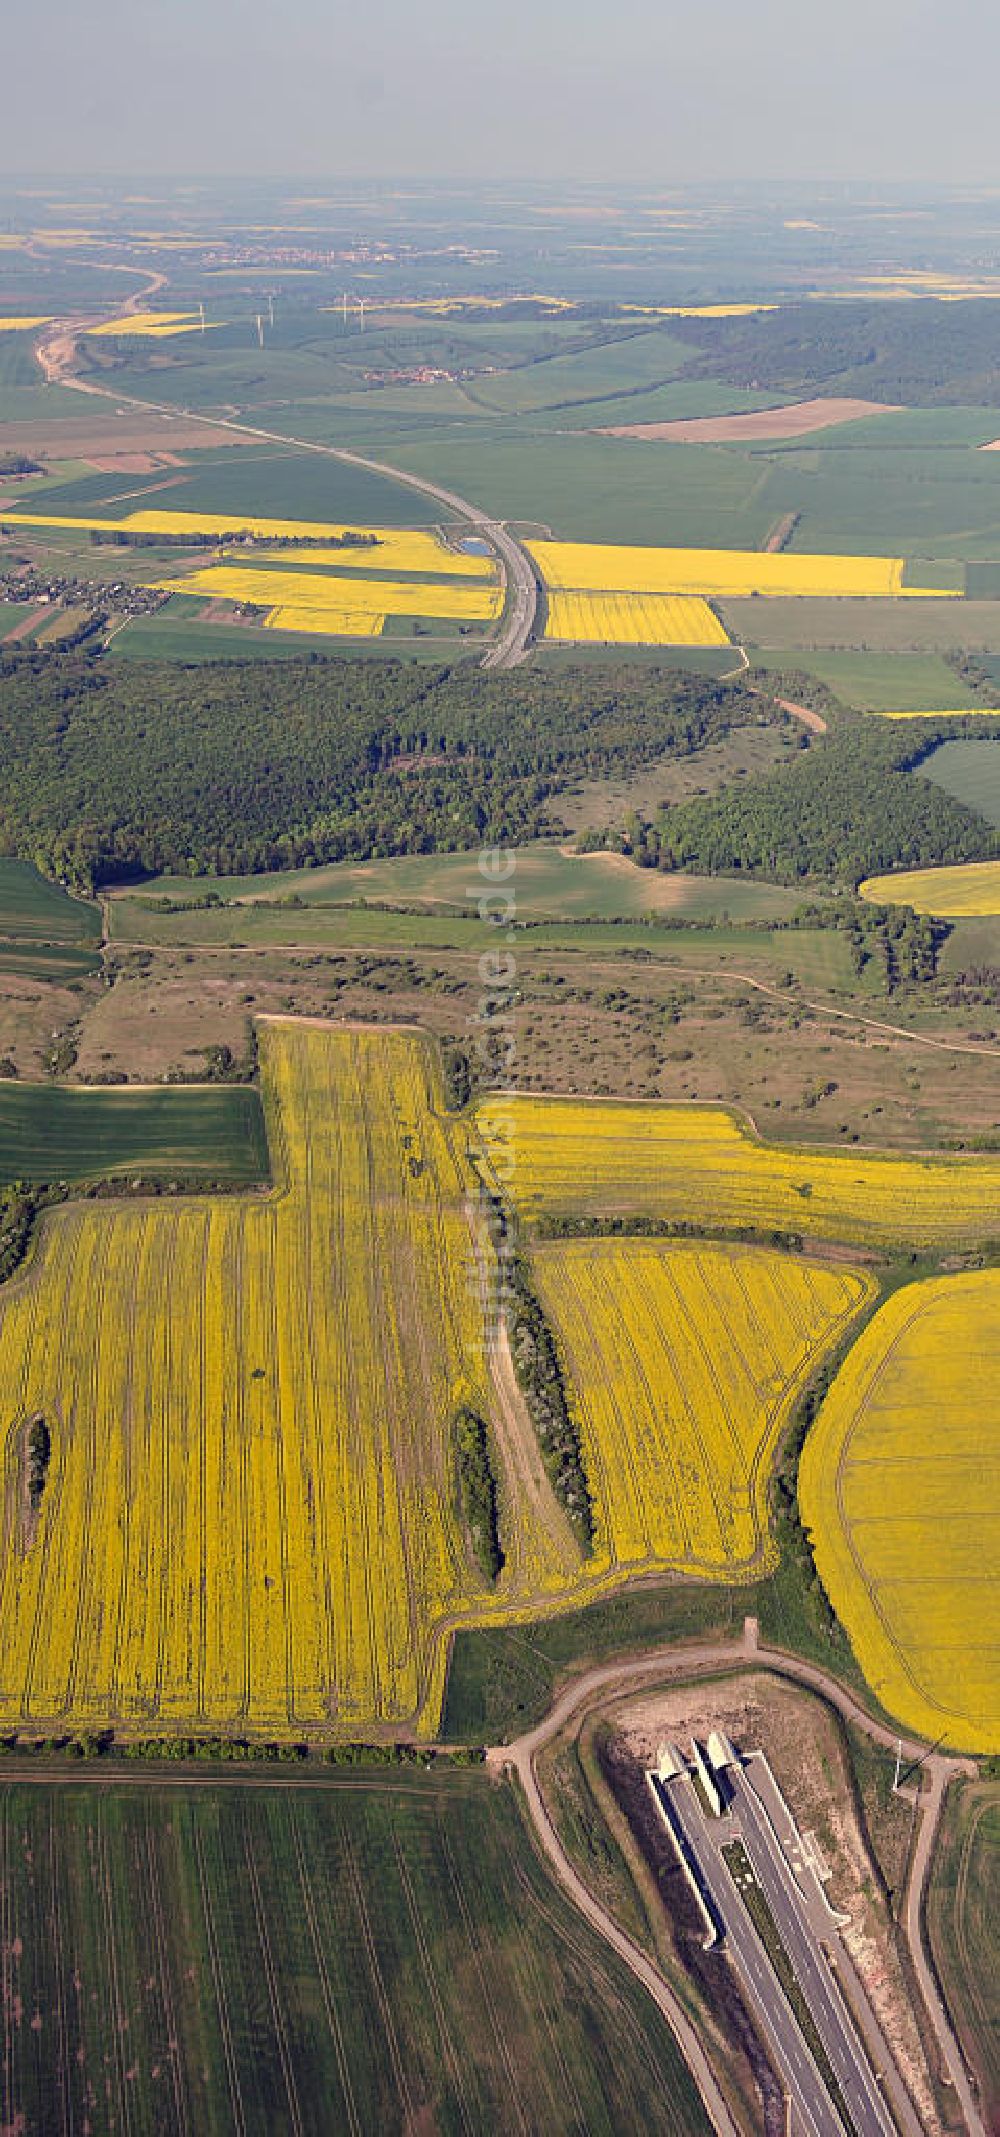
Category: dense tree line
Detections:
[
  {"x1": 654, "y1": 720, "x2": 998, "y2": 884},
  {"x1": 454, "y1": 1406, "x2": 503, "y2": 1580},
  {"x1": 0, "y1": 1188, "x2": 36, "y2": 1284},
  {"x1": 667, "y1": 300, "x2": 1000, "y2": 407},
  {"x1": 508, "y1": 1256, "x2": 593, "y2": 1546},
  {"x1": 26, "y1": 1417, "x2": 51, "y2": 1512},
  {"x1": 0, "y1": 651, "x2": 762, "y2": 889}
]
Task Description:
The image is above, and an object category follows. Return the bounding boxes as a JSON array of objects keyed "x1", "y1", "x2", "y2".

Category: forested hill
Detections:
[
  {"x1": 0, "y1": 651, "x2": 759, "y2": 888},
  {"x1": 669, "y1": 300, "x2": 1000, "y2": 406},
  {"x1": 658, "y1": 719, "x2": 1000, "y2": 884}
]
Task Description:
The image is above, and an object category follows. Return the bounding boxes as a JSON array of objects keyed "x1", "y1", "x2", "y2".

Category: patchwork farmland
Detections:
[
  {"x1": 147, "y1": 564, "x2": 502, "y2": 628},
  {"x1": 0, "y1": 1022, "x2": 876, "y2": 1740},
  {"x1": 0, "y1": 1024, "x2": 502, "y2": 1734},
  {"x1": 5, "y1": 174, "x2": 1000, "y2": 2137}
]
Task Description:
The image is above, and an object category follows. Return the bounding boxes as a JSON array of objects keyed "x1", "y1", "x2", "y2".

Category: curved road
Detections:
[
  {"x1": 32, "y1": 340, "x2": 539, "y2": 668},
  {"x1": 489, "y1": 1634, "x2": 985, "y2": 2137}
]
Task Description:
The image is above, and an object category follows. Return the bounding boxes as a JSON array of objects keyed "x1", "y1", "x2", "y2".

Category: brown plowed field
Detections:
[
  {"x1": 0, "y1": 418, "x2": 252, "y2": 456},
  {"x1": 2, "y1": 604, "x2": 49, "y2": 642},
  {"x1": 597, "y1": 397, "x2": 902, "y2": 443},
  {"x1": 85, "y1": 451, "x2": 186, "y2": 473}
]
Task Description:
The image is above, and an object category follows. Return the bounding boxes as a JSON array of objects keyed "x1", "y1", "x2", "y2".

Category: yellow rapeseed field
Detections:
[
  {"x1": 0, "y1": 316, "x2": 53, "y2": 332},
  {"x1": 475, "y1": 1095, "x2": 1000, "y2": 1248},
  {"x1": 534, "y1": 1240, "x2": 871, "y2": 1577},
  {"x1": 863, "y1": 718, "x2": 995, "y2": 726},
  {"x1": 545, "y1": 590, "x2": 730, "y2": 646},
  {"x1": 150, "y1": 565, "x2": 502, "y2": 623},
  {"x1": 0, "y1": 510, "x2": 495, "y2": 576},
  {"x1": 860, "y1": 861, "x2": 1000, "y2": 916},
  {"x1": 619, "y1": 304, "x2": 776, "y2": 318},
  {"x1": 800, "y1": 1271, "x2": 1000, "y2": 1751},
  {"x1": 264, "y1": 605, "x2": 386, "y2": 637},
  {"x1": 0, "y1": 1025, "x2": 505, "y2": 1735},
  {"x1": 526, "y1": 540, "x2": 959, "y2": 601},
  {"x1": 657, "y1": 304, "x2": 776, "y2": 318},
  {"x1": 84, "y1": 312, "x2": 210, "y2": 338}
]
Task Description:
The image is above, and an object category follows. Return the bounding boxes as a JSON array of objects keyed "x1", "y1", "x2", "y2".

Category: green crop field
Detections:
[
  {"x1": 722, "y1": 597, "x2": 1000, "y2": 654},
  {"x1": 0, "y1": 942, "x2": 101, "y2": 982},
  {"x1": 922, "y1": 739, "x2": 1000, "y2": 827},
  {"x1": 6, "y1": 443, "x2": 433, "y2": 528},
  {"x1": 549, "y1": 379, "x2": 789, "y2": 431},
  {"x1": 0, "y1": 1775, "x2": 709, "y2": 2137},
  {"x1": 774, "y1": 445, "x2": 1000, "y2": 560},
  {"x1": 0, "y1": 860, "x2": 101, "y2": 945},
  {"x1": 973, "y1": 653, "x2": 1000, "y2": 691},
  {"x1": 926, "y1": 1783, "x2": 1000, "y2": 2131},
  {"x1": 111, "y1": 896, "x2": 490, "y2": 951},
  {"x1": 754, "y1": 649, "x2": 985, "y2": 712},
  {"x1": 108, "y1": 896, "x2": 854, "y2": 992},
  {"x1": 388, "y1": 433, "x2": 776, "y2": 545},
  {"x1": 0, "y1": 384, "x2": 93, "y2": 423},
  {"x1": 965, "y1": 564, "x2": 1000, "y2": 600},
  {"x1": 363, "y1": 430, "x2": 1000, "y2": 554},
  {"x1": 462, "y1": 325, "x2": 692, "y2": 413},
  {"x1": 938, "y1": 913, "x2": 1000, "y2": 975},
  {"x1": 0, "y1": 1081, "x2": 269, "y2": 1184},
  {"x1": 108, "y1": 615, "x2": 452, "y2": 663},
  {"x1": 122, "y1": 842, "x2": 806, "y2": 924}
]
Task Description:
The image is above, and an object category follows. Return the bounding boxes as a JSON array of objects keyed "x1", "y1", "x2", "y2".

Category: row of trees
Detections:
[{"x1": 508, "y1": 1256, "x2": 593, "y2": 1546}]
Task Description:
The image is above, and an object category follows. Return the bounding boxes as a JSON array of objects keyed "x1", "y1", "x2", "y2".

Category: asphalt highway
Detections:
[
  {"x1": 729, "y1": 1765, "x2": 899, "y2": 2135},
  {"x1": 652, "y1": 1772, "x2": 841, "y2": 2137}
]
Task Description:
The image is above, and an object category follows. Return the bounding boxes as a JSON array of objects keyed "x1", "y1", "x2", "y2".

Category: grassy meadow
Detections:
[
  {"x1": 754, "y1": 649, "x2": 986, "y2": 713},
  {"x1": 119, "y1": 842, "x2": 806, "y2": 923}
]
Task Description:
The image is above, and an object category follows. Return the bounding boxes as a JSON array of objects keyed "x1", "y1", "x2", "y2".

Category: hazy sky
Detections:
[{"x1": 2, "y1": 0, "x2": 992, "y2": 182}]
